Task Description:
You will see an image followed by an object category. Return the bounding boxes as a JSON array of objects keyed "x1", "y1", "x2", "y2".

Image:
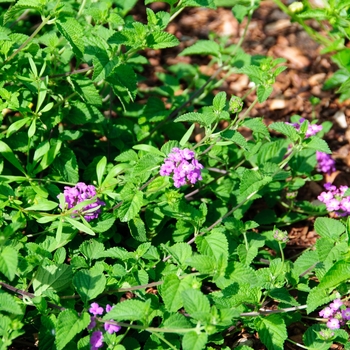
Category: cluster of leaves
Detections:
[{"x1": 1, "y1": 0, "x2": 350, "y2": 350}]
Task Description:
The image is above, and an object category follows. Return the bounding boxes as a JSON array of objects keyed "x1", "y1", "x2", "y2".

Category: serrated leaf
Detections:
[
  {"x1": 180, "y1": 40, "x2": 220, "y2": 57},
  {"x1": 175, "y1": 112, "x2": 208, "y2": 126},
  {"x1": 79, "y1": 240, "x2": 105, "y2": 260},
  {"x1": 182, "y1": 289, "x2": 210, "y2": 315},
  {"x1": 128, "y1": 216, "x2": 147, "y2": 242},
  {"x1": 222, "y1": 130, "x2": 248, "y2": 149},
  {"x1": 269, "y1": 122, "x2": 299, "y2": 141},
  {"x1": 306, "y1": 287, "x2": 333, "y2": 314},
  {"x1": 0, "y1": 292, "x2": 23, "y2": 315},
  {"x1": 118, "y1": 190, "x2": 143, "y2": 222},
  {"x1": 51, "y1": 147, "x2": 79, "y2": 183},
  {"x1": 182, "y1": 331, "x2": 208, "y2": 350},
  {"x1": 56, "y1": 17, "x2": 85, "y2": 58},
  {"x1": 314, "y1": 217, "x2": 345, "y2": 240},
  {"x1": 304, "y1": 136, "x2": 331, "y2": 154},
  {"x1": 268, "y1": 288, "x2": 299, "y2": 306},
  {"x1": 240, "y1": 65, "x2": 262, "y2": 84},
  {"x1": 33, "y1": 264, "x2": 72, "y2": 295},
  {"x1": 255, "y1": 314, "x2": 287, "y2": 350},
  {"x1": 167, "y1": 242, "x2": 192, "y2": 266},
  {"x1": 160, "y1": 274, "x2": 192, "y2": 312},
  {"x1": 303, "y1": 324, "x2": 331, "y2": 350},
  {"x1": 132, "y1": 144, "x2": 165, "y2": 156},
  {"x1": 0, "y1": 246, "x2": 17, "y2": 281},
  {"x1": 103, "y1": 299, "x2": 150, "y2": 322},
  {"x1": 257, "y1": 85, "x2": 273, "y2": 103},
  {"x1": 71, "y1": 77, "x2": 102, "y2": 106},
  {"x1": 242, "y1": 118, "x2": 269, "y2": 139},
  {"x1": 69, "y1": 101, "x2": 104, "y2": 125},
  {"x1": 186, "y1": 255, "x2": 216, "y2": 274},
  {"x1": 195, "y1": 230, "x2": 228, "y2": 262},
  {"x1": 4, "y1": 0, "x2": 43, "y2": 24},
  {"x1": 318, "y1": 260, "x2": 350, "y2": 290},
  {"x1": 162, "y1": 313, "x2": 192, "y2": 329},
  {"x1": 213, "y1": 91, "x2": 226, "y2": 111},
  {"x1": 182, "y1": 0, "x2": 216, "y2": 9},
  {"x1": 55, "y1": 310, "x2": 90, "y2": 350},
  {"x1": 146, "y1": 31, "x2": 179, "y2": 49},
  {"x1": 73, "y1": 267, "x2": 106, "y2": 304},
  {"x1": 292, "y1": 250, "x2": 318, "y2": 278},
  {"x1": 132, "y1": 153, "x2": 163, "y2": 176}
]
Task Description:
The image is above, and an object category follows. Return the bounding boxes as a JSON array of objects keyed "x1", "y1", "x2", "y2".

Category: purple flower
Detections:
[
  {"x1": 316, "y1": 151, "x2": 336, "y2": 175},
  {"x1": 327, "y1": 318, "x2": 340, "y2": 330},
  {"x1": 60, "y1": 182, "x2": 105, "y2": 221},
  {"x1": 88, "y1": 316, "x2": 97, "y2": 330},
  {"x1": 105, "y1": 304, "x2": 113, "y2": 313},
  {"x1": 318, "y1": 184, "x2": 350, "y2": 217},
  {"x1": 160, "y1": 148, "x2": 203, "y2": 188},
  {"x1": 89, "y1": 303, "x2": 104, "y2": 316},
  {"x1": 90, "y1": 331, "x2": 104, "y2": 350},
  {"x1": 319, "y1": 307, "x2": 333, "y2": 319},
  {"x1": 330, "y1": 298, "x2": 343, "y2": 311},
  {"x1": 342, "y1": 308, "x2": 350, "y2": 321},
  {"x1": 104, "y1": 321, "x2": 121, "y2": 334},
  {"x1": 286, "y1": 118, "x2": 322, "y2": 138}
]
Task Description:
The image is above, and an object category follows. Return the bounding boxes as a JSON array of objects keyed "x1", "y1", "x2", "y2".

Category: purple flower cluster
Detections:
[
  {"x1": 287, "y1": 117, "x2": 323, "y2": 138},
  {"x1": 160, "y1": 147, "x2": 203, "y2": 188},
  {"x1": 316, "y1": 151, "x2": 336, "y2": 175},
  {"x1": 60, "y1": 182, "x2": 105, "y2": 221},
  {"x1": 88, "y1": 302, "x2": 121, "y2": 350},
  {"x1": 319, "y1": 298, "x2": 350, "y2": 330},
  {"x1": 318, "y1": 183, "x2": 350, "y2": 216}
]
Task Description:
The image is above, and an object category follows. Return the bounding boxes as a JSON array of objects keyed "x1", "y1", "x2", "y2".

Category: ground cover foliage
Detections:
[{"x1": 1, "y1": 0, "x2": 350, "y2": 349}]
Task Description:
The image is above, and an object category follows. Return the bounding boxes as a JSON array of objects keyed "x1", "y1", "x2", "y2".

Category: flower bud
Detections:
[
  {"x1": 288, "y1": 2, "x2": 304, "y2": 14},
  {"x1": 229, "y1": 96, "x2": 243, "y2": 113}
]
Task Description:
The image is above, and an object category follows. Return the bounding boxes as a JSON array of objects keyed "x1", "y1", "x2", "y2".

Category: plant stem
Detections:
[{"x1": 149, "y1": 332, "x2": 178, "y2": 350}]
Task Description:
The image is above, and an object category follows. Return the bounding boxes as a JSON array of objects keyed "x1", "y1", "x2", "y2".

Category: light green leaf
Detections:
[
  {"x1": 180, "y1": 40, "x2": 220, "y2": 57},
  {"x1": 0, "y1": 291, "x2": 23, "y2": 315},
  {"x1": 175, "y1": 112, "x2": 208, "y2": 127},
  {"x1": 132, "y1": 144, "x2": 165, "y2": 156},
  {"x1": 269, "y1": 122, "x2": 299, "y2": 141},
  {"x1": 51, "y1": 146, "x2": 79, "y2": 183},
  {"x1": 79, "y1": 240, "x2": 105, "y2": 260},
  {"x1": 71, "y1": 76, "x2": 102, "y2": 106},
  {"x1": 96, "y1": 156, "x2": 107, "y2": 186},
  {"x1": 314, "y1": 217, "x2": 345, "y2": 240},
  {"x1": 186, "y1": 254, "x2": 216, "y2": 274},
  {"x1": 213, "y1": 91, "x2": 227, "y2": 111},
  {"x1": 118, "y1": 190, "x2": 144, "y2": 222},
  {"x1": 255, "y1": 314, "x2": 287, "y2": 350},
  {"x1": 180, "y1": 124, "x2": 195, "y2": 147},
  {"x1": 167, "y1": 242, "x2": 192, "y2": 267},
  {"x1": 73, "y1": 267, "x2": 106, "y2": 304},
  {"x1": 182, "y1": 331, "x2": 208, "y2": 350},
  {"x1": 182, "y1": 289, "x2": 210, "y2": 315},
  {"x1": 0, "y1": 246, "x2": 18, "y2": 281},
  {"x1": 56, "y1": 17, "x2": 85, "y2": 58},
  {"x1": 4, "y1": 0, "x2": 43, "y2": 24},
  {"x1": 195, "y1": 230, "x2": 228, "y2": 262},
  {"x1": 0, "y1": 141, "x2": 26, "y2": 174},
  {"x1": 146, "y1": 31, "x2": 179, "y2": 49},
  {"x1": 55, "y1": 310, "x2": 90, "y2": 350},
  {"x1": 6, "y1": 117, "x2": 31, "y2": 137},
  {"x1": 65, "y1": 217, "x2": 96, "y2": 236},
  {"x1": 257, "y1": 85, "x2": 273, "y2": 103},
  {"x1": 33, "y1": 264, "x2": 72, "y2": 295},
  {"x1": 25, "y1": 200, "x2": 58, "y2": 211},
  {"x1": 103, "y1": 299, "x2": 150, "y2": 322},
  {"x1": 304, "y1": 136, "x2": 331, "y2": 154}
]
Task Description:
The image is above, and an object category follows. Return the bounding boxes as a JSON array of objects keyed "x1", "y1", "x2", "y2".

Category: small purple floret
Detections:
[
  {"x1": 316, "y1": 151, "x2": 336, "y2": 175},
  {"x1": 318, "y1": 183, "x2": 350, "y2": 217},
  {"x1": 89, "y1": 303, "x2": 104, "y2": 316},
  {"x1": 90, "y1": 331, "x2": 104, "y2": 350},
  {"x1": 160, "y1": 148, "x2": 203, "y2": 188}
]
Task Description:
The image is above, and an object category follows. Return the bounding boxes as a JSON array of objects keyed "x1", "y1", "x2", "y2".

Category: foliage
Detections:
[{"x1": 0, "y1": 0, "x2": 349, "y2": 350}]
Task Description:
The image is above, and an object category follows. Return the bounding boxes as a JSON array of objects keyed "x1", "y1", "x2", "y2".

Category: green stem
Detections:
[
  {"x1": 278, "y1": 241, "x2": 285, "y2": 263},
  {"x1": 77, "y1": 0, "x2": 87, "y2": 17},
  {"x1": 2, "y1": 16, "x2": 51, "y2": 67},
  {"x1": 149, "y1": 332, "x2": 178, "y2": 350},
  {"x1": 286, "y1": 338, "x2": 308, "y2": 349}
]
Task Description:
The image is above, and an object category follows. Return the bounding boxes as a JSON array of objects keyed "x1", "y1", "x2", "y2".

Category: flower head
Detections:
[
  {"x1": 342, "y1": 308, "x2": 350, "y2": 321},
  {"x1": 89, "y1": 303, "x2": 104, "y2": 316},
  {"x1": 90, "y1": 331, "x2": 104, "y2": 350},
  {"x1": 316, "y1": 151, "x2": 336, "y2": 175},
  {"x1": 286, "y1": 118, "x2": 322, "y2": 138},
  {"x1": 318, "y1": 184, "x2": 350, "y2": 217},
  {"x1": 160, "y1": 148, "x2": 203, "y2": 188},
  {"x1": 327, "y1": 318, "x2": 340, "y2": 330},
  {"x1": 60, "y1": 182, "x2": 105, "y2": 221},
  {"x1": 330, "y1": 298, "x2": 343, "y2": 311}
]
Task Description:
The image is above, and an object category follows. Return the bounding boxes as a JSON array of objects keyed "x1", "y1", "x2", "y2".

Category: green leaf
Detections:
[
  {"x1": 118, "y1": 190, "x2": 143, "y2": 222},
  {"x1": 103, "y1": 299, "x2": 150, "y2": 322},
  {"x1": 146, "y1": 31, "x2": 179, "y2": 49},
  {"x1": 269, "y1": 122, "x2": 299, "y2": 141},
  {"x1": 186, "y1": 254, "x2": 216, "y2": 274},
  {"x1": 182, "y1": 289, "x2": 210, "y2": 316},
  {"x1": 175, "y1": 112, "x2": 208, "y2": 127},
  {"x1": 0, "y1": 291, "x2": 23, "y2": 315},
  {"x1": 73, "y1": 267, "x2": 106, "y2": 304},
  {"x1": 51, "y1": 147, "x2": 79, "y2": 183},
  {"x1": 128, "y1": 216, "x2": 148, "y2": 242},
  {"x1": 232, "y1": 4, "x2": 249, "y2": 23},
  {"x1": 303, "y1": 324, "x2": 331, "y2": 350},
  {"x1": 160, "y1": 274, "x2": 193, "y2": 312},
  {"x1": 6, "y1": 117, "x2": 31, "y2": 137},
  {"x1": 55, "y1": 310, "x2": 90, "y2": 350},
  {"x1": 306, "y1": 287, "x2": 333, "y2": 314},
  {"x1": 132, "y1": 144, "x2": 165, "y2": 156},
  {"x1": 4, "y1": 0, "x2": 43, "y2": 24},
  {"x1": 255, "y1": 314, "x2": 287, "y2": 350},
  {"x1": 0, "y1": 141, "x2": 26, "y2": 174},
  {"x1": 257, "y1": 84, "x2": 273, "y2": 103},
  {"x1": 180, "y1": 40, "x2": 220, "y2": 57},
  {"x1": 33, "y1": 264, "x2": 72, "y2": 295},
  {"x1": 166, "y1": 242, "x2": 192, "y2": 267},
  {"x1": 96, "y1": 156, "x2": 107, "y2": 186},
  {"x1": 268, "y1": 288, "x2": 299, "y2": 306},
  {"x1": 71, "y1": 76, "x2": 102, "y2": 106},
  {"x1": 318, "y1": 260, "x2": 350, "y2": 290},
  {"x1": 180, "y1": 124, "x2": 196, "y2": 147},
  {"x1": 79, "y1": 240, "x2": 105, "y2": 260},
  {"x1": 25, "y1": 200, "x2": 58, "y2": 211},
  {"x1": 182, "y1": 331, "x2": 208, "y2": 350},
  {"x1": 314, "y1": 217, "x2": 345, "y2": 240},
  {"x1": 56, "y1": 17, "x2": 85, "y2": 58},
  {"x1": 65, "y1": 217, "x2": 96, "y2": 236},
  {"x1": 33, "y1": 140, "x2": 62, "y2": 175},
  {"x1": 242, "y1": 118, "x2": 269, "y2": 139},
  {"x1": 304, "y1": 136, "x2": 331, "y2": 154},
  {"x1": 0, "y1": 246, "x2": 18, "y2": 281},
  {"x1": 213, "y1": 91, "x2": 227, "y2": 111},
  {"x1": 162, "y1": 313, "x2": 192, "y2": 329},
  {"x1": 182, "y1": 0, "x2": 216, "y2": 9},
  {"x1": 196, "y1": 230, "x2": 228, "y2": 262}
]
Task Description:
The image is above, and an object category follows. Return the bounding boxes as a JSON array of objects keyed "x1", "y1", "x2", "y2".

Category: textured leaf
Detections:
[
  {"x1": 0, "y1": 291, "x2": 23, "y2": 315},
  {"x1": 160, "y1": 274, "x2": 192, "y2": 312},
  {"x1": 162, "y1": 313, "x2": 192, "y2": 329},
  {"x1": 55, "y1": 310, "x2": 90, "y2": 350},
  {"x1": 118, "y1": 190, "x2": 143, "y2": 222},
  {"x1": 175, "y1": 112, "x2": 208, "y2": 126},
  {"x1": 132, "y1": 153, "x2": 163, "y2": 176},
  {"x1": 128, "y1": 216, "x2": 148, "y2": 242},
  {"x1": 33, "y1": 264, "x2": 72, "y2": 295},
  {"x1": 167, "y1": 242, "x2": 192, "y2": 266},
  {"x1": 71, "y1": 77, "x2": 102, "y2": 106},
  {"x1": 182, "y1": 331, "x2": 208, "y2": 350},
  {"x1": 304, "y1": 136, "x2": 331, "y2": 154},
  {"x1": 221, "y1": 130, "x2": 248, "y2": 150},
  {"x1": 314, "y1": 217, "x2": 345, "y2": 240},
  {"x1": 56, "y1": 17, "x2": 85, "y2": 58},
  {"x1": 69, "y1": 101, "x2": 105, "y2": 125},
  {"x1": 306, "y1": 287, "x2": 333, "y2": 314},
  {"x1": 268, "y1": 288, "x2": 299, "y2": 306},
  {"x1": 79, "y1": 240, "x2": 105, "y2": 260},
  {"x1": 51, "y1": 147, "x2": 79, "y2": 183},
  {"x1": 269, "y1": 122, "x2": 299, "y2": 141},
  {"x1": 318, "y1": 260, "x2": 350, "y2": 290},
  {"x1": 146, "y1": 31, "x2": 179, "y2": 49},
  {"x1": 242, "y1": 118, "x2": 269, "y2": 138},
  {"x1": 103, "y1": 299, "x2": 150, "y2": 321},
  {"x1": 4, "y1": 0, "x2": 43, "y2": 24},
  {"x1": 182, "y1": 289, "x2": 210, "y2": 315},
  {"x1": 257, "y1": 84, "x2": 273, "y2": 103},
  {"x1": 255, "y1": 314, "x2": 287, "y2": 350},
  {"x1": 180, "y1": 40, "x2": 220, "y2": 57},
  {"x1": 73, "y1": 267, "x2": 106, "y2": 304},
  {"x1": 195, "y1": 230, "x2": 228, "y2": 262},
  {"x1": 292, "y1": 250, "x2": 318, "y2": 279},
  {"x1": 303, "y1": 324, "x2": 331, "y2": 350},
  {"x1": 0, "y1": 246, "x2": 17, "y2": 281},
  {"x1": 182, "y1": 0, "x2": 216, "y2": 8}
]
